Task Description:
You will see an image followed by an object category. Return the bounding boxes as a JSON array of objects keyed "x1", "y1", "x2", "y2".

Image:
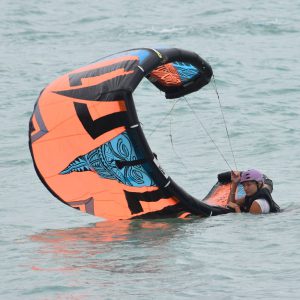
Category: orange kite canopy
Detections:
[{"x1": 29, "y1": 47, "x2": 233, "y2": 220}]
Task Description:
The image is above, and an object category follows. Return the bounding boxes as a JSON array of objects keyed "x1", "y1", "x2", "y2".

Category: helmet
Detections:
[{"x1": 240, "y1": 169, "x2": 264, "y2": 183}]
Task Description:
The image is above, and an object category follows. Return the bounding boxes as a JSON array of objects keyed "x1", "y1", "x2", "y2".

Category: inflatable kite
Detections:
[{"x1": 29, "y1": 47, "x2": 235, "y2": 220}]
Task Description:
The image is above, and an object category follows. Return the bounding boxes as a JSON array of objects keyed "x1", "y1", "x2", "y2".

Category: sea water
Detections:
[{"x1": 1, "y1": 0, "x2": 300, "y2": 299}]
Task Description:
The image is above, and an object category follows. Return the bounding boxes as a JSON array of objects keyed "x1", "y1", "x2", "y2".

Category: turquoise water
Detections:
[{"x1": 1, "y1": 0, "x2": 300, "y2": 299}]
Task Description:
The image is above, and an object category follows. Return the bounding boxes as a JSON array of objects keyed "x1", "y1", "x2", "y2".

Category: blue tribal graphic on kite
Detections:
[
  {"x1": 172, "y1": 61, "x2": 199, "y2": 82},
  {"x1": 60, "y1": 132, "x2": 155, "y2": 187}
]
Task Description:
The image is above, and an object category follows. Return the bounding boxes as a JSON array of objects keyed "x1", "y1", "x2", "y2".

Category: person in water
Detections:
[{"x1": 227, "y1": 169, "x2": 280, "y2": 214}]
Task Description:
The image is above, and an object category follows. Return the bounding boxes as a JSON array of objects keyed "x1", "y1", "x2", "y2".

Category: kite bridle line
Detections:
[
  {"x1": 145, "y1": 97, "x2": 192, "y2": 176},
  {"x1": 183, "y1": 96, "x2": 234, "y2": 171},
  {"x1": 212, "y1": 74, "x2": 238, "y2": 171},
  {"x1": 146, "y1": 79, "x2": 237, "y2": 172},
  {"x1": 148, "y1": 97, "x2": 180, "y2": 138},
  {"x1": 182, "y1": 75, "x2": 238, "y2": 171},
  {"x1": 168, "y1": 108, "x2": 192, "y2": 175}
]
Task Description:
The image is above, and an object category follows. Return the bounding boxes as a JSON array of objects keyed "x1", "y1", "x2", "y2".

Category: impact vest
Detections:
[{"x1": 241, "y1": 187, "x2": 280, "y2": 213}]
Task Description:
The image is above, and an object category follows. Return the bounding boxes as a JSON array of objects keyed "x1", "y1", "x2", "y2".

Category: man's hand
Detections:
[
  {"x1": 227, "y1": 201, "x2": 241, "y2": 213},
  {"x1": 231, "y1": 171, "x2": 241, "y2": 184}
]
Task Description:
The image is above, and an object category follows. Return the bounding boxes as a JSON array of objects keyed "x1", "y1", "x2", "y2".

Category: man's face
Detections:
[{"x1": 242, "y1": 181, "x2": 258, "y2": 196}]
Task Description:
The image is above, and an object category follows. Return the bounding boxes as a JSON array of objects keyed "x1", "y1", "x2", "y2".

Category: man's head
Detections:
[{"x1": 240, "y1": 169, "x2": 264, "y2": 196}]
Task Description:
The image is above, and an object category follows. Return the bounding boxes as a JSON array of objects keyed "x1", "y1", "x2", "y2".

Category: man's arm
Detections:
[
  {"x1": 227, "y1": 197, "x2": 245, "y2": 213},
  {"x1": 249, "y1": 201, "x2": 263, "y2": 214}
]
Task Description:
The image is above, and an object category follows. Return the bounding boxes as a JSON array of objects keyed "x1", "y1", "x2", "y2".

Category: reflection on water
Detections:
[
  {"x1": 29, "y1": 219, "x2": 194, "y2": 274},
  {"x1": 32, "y1": 219, "x2": 176, "y2": 244}
]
